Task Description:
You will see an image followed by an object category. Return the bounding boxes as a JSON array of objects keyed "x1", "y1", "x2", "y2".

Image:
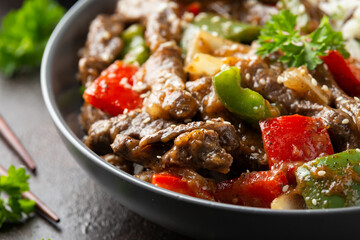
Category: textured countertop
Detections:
[{"x1": 0, "y1": 2, "x2": 192, "y2": 239}]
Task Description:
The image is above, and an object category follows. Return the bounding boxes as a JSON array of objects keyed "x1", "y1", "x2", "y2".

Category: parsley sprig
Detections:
[
  {"x1": 0, "y1": 0, "x2": 65, "y2": 77},
  {"x1": 0, "y1": 166, "x2": 35, "y2": 227},
  {"x1": 256, "y1": 10, "x2": 349, "y2": 70}
]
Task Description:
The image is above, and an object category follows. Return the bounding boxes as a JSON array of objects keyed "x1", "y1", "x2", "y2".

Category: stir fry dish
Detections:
[{"x1": 78, "y1": 0, "x2": 360, "y2": 209}]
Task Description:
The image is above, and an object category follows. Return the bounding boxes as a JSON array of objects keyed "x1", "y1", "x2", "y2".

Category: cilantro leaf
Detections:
[
  {"x1": 256, "y1": 10, "x2": 349, "y2": 70},
  {"x1": 0, "y1": 166, "x2": 35, "y2": 228},
  {"x1": 0, "y1": 0, "x2": 65, "y2": 77}
]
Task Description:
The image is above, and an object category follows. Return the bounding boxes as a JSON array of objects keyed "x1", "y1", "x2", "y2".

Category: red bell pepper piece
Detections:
[
  {"x1": 260, "y1": 114, "x2": 334, "y2": 184},
  {"x1": 83, "y1": 60, "x2": 143, "y2": 116},
  {"x1": 151, "y1": 172, "x2": 215, "y2": 200},
  {"x1": 187, "y1": 2, "x2": 201, "y2": 16},
  {"x1": 321, "y1": 50, "x2": 360, "y2": 96},
  {"x1": 215, "y1": 170, "x2": 288, "y2": 208}
]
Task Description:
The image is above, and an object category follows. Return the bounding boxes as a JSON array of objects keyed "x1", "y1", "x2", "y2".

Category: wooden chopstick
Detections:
[
  {"x1": 0, "y1": 165, "x2": 60, "y2": 223},
  {"x1": 0, "y1": 114, "x2": 36, "y2": 171}
]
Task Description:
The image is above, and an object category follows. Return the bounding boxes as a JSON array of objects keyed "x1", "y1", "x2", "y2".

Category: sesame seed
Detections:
[
  {"x1": 342, "y1": 119, "x2": 350, "y2": 125},
  {"x1": 318, "y1": 170, "x2": 326, "y2": 177},
  {"x1": 277, "y1": 76, "x2": 284, "y2": 84},
  {"x1": 321, "y1": 85, "x2": 329, "y2": 91},
  {"x1": 355, "y1": 148, "x2": 360, "y2": 153},
  {"x1": 201, "y1": 25, "x2": 208, "y2": 31},
  {"x1": 211, "y1": 16, "x2": 221, "y2": 23},
  {"x1": 336, "y1": 96, "x2": 343, "y2": 101},
  {"x1": 354, "y1": 97, "x2": 360, "y2": 101},
  {"x1": 245, "y1": 73, "x2": 251, "y2": 80},
  {"x1": 221, "y1": 64, "x2": 229, "y2": 71},
  {"x1": 259, "y1": 78, "x2": 266, "y2": 85},
  {"x1": 300, "y1": 68, "x2": 306, "y2": 75},
  {"x1": 206, "y1": 120, "x2": 215, "y2": 124},
  {"x1": 223, "y1": 121, "x2": 231, "y2": 125},
  {"x1": 123, "y1": 108, "x2": 129, "y2": 114},
  {"x1": 282, "y1": 185, "x2": 289, "y2": 192},
  {"x1": 143, "y1": 117, "x2": 151, "y2": 124},
  {"x1": 311, "y1": 78, "x2": 318, "y2": 86},
  {"x1": 312, "y1": 199, "x2": 317, "y2": 206},
  {"x1": 250, "y1": 146, "x2": 256, "y2": 151},
  {"x1": 156, "y1": 155, "x2": 162, "y2": 159}
]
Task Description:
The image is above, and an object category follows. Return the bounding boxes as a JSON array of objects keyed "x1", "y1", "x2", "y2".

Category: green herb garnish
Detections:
[
  {"x1": 0, "y1": 166, "x2": 35, "y2": 228},
  {"x1": 256, "y1": 10, "x2": 349, "y2": 70},
  {"x1": 0, "y1": 0, "x2": 65, "y2": 77}
]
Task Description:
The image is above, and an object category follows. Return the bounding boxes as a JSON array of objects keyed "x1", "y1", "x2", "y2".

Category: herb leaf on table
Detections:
[{"x1": 0, "y1": 165, "x2": 35, "y2": 227}]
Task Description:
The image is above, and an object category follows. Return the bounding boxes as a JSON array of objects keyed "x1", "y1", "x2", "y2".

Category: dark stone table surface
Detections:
[{"x1": 0, "y1": 1, "x2": 193, "y2": 239}]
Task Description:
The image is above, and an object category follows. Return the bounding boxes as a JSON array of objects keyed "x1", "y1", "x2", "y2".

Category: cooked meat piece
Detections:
[
  {"x1": 185, "y1": 76, "x2": 229, "y2": 120},
  {"x1": 313, "y1": 106, "x2": 360, "y2": 151},
  {"x1": 101, "y1": 153, "x2": 134, "y2": 174},
  {"x1": 203, "y1": 0, "x2": 278, "y2": 26},
  {"x1": 85, "y1": 110, "x2": 175, "y2": 155},
  {"x1": 144, "y1": 89, "x2": 199, "y2": 120},
  {"x1": 145, "y1": 4, "x2": 181, "y2": 52},
  {"x1": 78, "y1": 56, "x2": 108, "y2": 86},
  {"x1": 139, "y1": 42, "x2": 199, "y2": 120},
  {"x1": 80, "y1": 102, "x2": 111, "y2": 133},
  {"x1": 162, "y1": 129, "x2": 233, "y2": 174},
  {"x1": 81, "y1": 14, "x2": 124, "y2": 64},
  {"x1": 139, "y1": 118, "x2": 239, "y2": 153},
  {"x1": 116, "y1": 0, "x2": 169, "y2": 22},
  {"x1": 233, "y1": 119, "x2": 268, "y2": 170},
  {"x1": 111, "y1": 134, "x2": 169, "y2": 169},
  {"x1": 111, "y1": 129, "x2": 233, "y2": 173},
  {"x1": 312, "y1": 64, "x2": 360, "y2": 132},
  {"x1": 141, "y1": 42, "x2": 185, "y2": 90}
]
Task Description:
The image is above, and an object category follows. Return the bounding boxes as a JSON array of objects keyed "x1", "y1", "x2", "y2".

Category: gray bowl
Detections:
[{"x1": 41, "y1": 0, "x2": 360, "y2": 239}]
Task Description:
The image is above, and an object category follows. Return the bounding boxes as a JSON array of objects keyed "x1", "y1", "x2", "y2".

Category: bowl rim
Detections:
[{"x1": 40, "y1": 0, "x2": 360, "y2": 216}]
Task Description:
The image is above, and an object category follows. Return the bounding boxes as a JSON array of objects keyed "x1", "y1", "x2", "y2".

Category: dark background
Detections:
[{"x1": 0, "y1": 1, "x2": 193, "y2": 239}]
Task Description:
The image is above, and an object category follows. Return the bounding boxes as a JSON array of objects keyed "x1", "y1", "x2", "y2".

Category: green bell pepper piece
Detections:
[
  {"x1": 121, "y1": 24, "x2": 150, "y2": 65},
  {"x1": 212, "y1": 66, "x2": 279, "y2": 123},
  {"x1": 296, "y1": 149, "x2": 360, "y2": 209},
  {"x1": 193, "y1": 13, "x2": 261, "y2": 43}
]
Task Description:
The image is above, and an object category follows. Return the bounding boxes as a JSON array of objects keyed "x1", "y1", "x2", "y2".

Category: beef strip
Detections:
[
  {"x1": 79, "y1": 14, "x2": 124, "y2": 86},
  {"x1": 78, "y1": 57, "x2": 108, "y2": 86},
  {"x1": 85, "y1": 110, "x2": 175, "y2": 155},
  {"x1": 312, "y1": 64, "x2": 360, "y2": 132},
  {"x1": 81, "y1": 14, "x2": 124, "y2": 62},
  {"x1": 139, "y1": 42, "x2": 199, "y2": 120},
  {"x1": 112, "y1": 130, "x2": 233, "y2": 174},
  {"x1": 80, "y1": 102, "x2": 111, "y2": 133},
  {"x1": 201, "y1": 0, "x2": 278, "y2": 26},
  {"x1": 116, "y1": 0, "x2": 169, "y2": 22},
  {"x1": 185, "y1": 77, "x2": 229, "y2": 120},
  {"x1": 139, "y1": 117, "x2": 239, "y2": 153},
  {"x1": 101, "y1": 153, "x2": 134, "y2": 174},
  {"x1": 145, "y1": 3, "x2": 181, "y2": 52},
  {"x1": 162, "y1": 129, "x2": 233, "y2": 174},
  {"x1": 111, "y1": 134, "x2": 170, "y2": 169}
]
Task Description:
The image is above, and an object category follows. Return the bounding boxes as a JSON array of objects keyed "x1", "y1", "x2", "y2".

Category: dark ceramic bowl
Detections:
[{"x1": 41, "y1": 0, "x2": 360, "y2": 239}]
